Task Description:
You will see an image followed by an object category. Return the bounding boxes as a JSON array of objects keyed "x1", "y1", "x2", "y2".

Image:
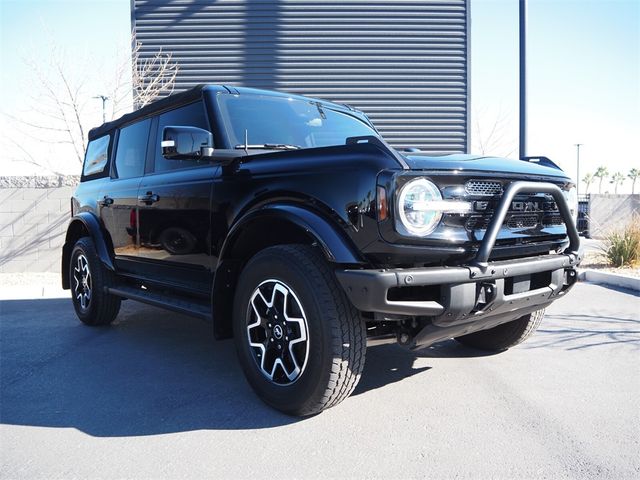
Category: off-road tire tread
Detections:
[
  {"x1": 276, "y1": 245, "x2": 365, "y2": 415},
  {"x1": 455, "y1": 309, "x2": 545, "y2": 351},
  {"x1": 71, "y1": 237, "x2": 121, "y2": 326},
  {"x1": 238, "y1": 244, "x2": 366, "y2": 415}
]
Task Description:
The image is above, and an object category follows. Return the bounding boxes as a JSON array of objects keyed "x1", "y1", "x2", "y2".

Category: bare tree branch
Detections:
[
  {"x1": 4, "y1": 137, "x2": 65, "y2": 176},
  {"x1": 4, "y1": 36, "x2": 178, "y2": 174},
  {"x1": 131, "y1": 40, "x2": 179, "y2": 109},
  {"x1": 472, "y1": 106, "x2": 516, "y2": 158}
]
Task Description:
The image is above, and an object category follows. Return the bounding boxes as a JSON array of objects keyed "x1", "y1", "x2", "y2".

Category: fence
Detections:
[{"x1": 586, "y1": 194, "x2": 640, "y2": 239}]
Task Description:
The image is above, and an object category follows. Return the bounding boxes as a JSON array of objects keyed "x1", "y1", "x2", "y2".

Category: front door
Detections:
[{"x1": 134, "y1": 101, "x2": 215, "y2": 295}]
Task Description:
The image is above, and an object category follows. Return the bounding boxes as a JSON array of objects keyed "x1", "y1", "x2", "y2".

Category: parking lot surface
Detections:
[{"x1": 1, "y1": 282, "x2": 639, "y2": 479}]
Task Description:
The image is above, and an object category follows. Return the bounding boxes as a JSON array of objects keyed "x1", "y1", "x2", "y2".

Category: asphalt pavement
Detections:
[{"x1": 1, "y1": 282, "x2": 639, "y2": 479}]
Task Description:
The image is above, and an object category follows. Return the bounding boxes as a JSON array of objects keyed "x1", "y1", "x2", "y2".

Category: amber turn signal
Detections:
[{"x1": 377, "y1": 186, "x2": 388, "y2": 221}]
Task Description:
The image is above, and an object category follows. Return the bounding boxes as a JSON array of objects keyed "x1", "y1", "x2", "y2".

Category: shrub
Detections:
[{"x1": 601, "y1": 218, "x2": 640, "y2": 267}]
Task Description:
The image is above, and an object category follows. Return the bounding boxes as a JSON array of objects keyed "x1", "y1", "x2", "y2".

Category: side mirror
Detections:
[{"x1": 161, "y1": 126, "x2": 213, "y2": 159}]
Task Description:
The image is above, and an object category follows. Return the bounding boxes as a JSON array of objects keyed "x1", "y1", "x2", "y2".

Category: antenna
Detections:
[{"x1": 244, "y1": 129, "x2": 249, "y2": 155}]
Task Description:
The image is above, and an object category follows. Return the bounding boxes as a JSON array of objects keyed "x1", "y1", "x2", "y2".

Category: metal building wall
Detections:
[{"x1": 132, "y1": 0, "x2": 468, "y2": 153}]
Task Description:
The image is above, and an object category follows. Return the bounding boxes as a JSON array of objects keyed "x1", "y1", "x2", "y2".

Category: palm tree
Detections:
[
  {"x1": 628, "y1": 168, "x2": 640, "y2": 194},
  {"x1": 610, "y1": 172, "x2": 625, "y2": 194},
  {"x1": 582, "y1": 173, "x2": 594, "y2": 194},
  {"x1": 594, "y1": 166, "x2": 609, "y2": 194}
]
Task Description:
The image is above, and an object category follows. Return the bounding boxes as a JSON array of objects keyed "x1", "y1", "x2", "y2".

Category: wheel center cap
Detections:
[{"x1": 272, "y1": 324, "x2": 284, "y2": 340}]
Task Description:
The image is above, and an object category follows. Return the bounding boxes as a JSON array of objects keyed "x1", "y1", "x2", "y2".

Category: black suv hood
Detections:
[{"x1": 401, "y1": 153, "x2": 568, "y2": 179}]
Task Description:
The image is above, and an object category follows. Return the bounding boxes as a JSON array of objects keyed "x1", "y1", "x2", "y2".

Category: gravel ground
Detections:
[{"x1": 1, "y1": 282, "x2": 639, "y2": 479}]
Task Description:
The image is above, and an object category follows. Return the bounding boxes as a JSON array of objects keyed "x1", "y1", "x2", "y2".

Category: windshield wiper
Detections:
[{"x1": 234, "y1": 143, "x2": 301, "y2": 151}]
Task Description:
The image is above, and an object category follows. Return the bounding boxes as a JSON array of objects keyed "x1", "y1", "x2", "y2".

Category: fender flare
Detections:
[
  {"x1": 211, "y1": 204, "x2": 365, "y2": 339},
  {"x1": 219, "y1": 203, "x2": 365, "y2": 266},
  {"x1": 61, "y1": 212, "x2": 114, "y2": 289}
]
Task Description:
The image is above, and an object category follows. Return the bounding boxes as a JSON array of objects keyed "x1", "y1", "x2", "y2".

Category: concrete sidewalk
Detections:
[{"x1": 0, "y1": 273, "x2": 67, "y2": 300}]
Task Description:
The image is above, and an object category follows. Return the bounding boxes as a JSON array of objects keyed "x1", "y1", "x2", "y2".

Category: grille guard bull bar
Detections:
[
  {"x1": 471, "y1": 181, "x2": 580, "y2": 268},
  {"x1": 335, "y1": 181, "x2": 582, "y2": 348}
]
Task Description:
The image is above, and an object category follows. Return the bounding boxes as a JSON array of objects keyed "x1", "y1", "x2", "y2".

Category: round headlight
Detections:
[
  {"x1": 397, "y1": 178, "x2": 443, "y2": 236},
  {"x1": 563, "y1": 186, "x2": 578, "y2": 225}
]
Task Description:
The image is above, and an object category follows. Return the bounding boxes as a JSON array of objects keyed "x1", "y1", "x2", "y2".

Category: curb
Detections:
[
  {"x1": 0, "y1": 286, "x2": 68, "y2": 301},
  {"x1": 578, "y1": 269, "x2": 640, "y2": 293}
]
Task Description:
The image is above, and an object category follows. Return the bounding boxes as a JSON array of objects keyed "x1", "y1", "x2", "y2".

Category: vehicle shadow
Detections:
[
  {"x1": 0, "y1": 298, "x2": 298, "y2": 437},
  {"x1": 353, "y1": 341, "x2": 497, "y2": 396},
  {"x1": 7, "y1": 296, "x2": 631, "y2": 437},
  {"x1": 0, "y1": 298, "x2": 500, "y2": 437}
]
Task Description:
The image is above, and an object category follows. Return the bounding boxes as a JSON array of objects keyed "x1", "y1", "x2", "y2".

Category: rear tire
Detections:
[
  {"x1": 69, "y1": 237, "x2": 121, "y2": 326},
  {"x1": 455, "y1": 309, "x2": 545, "y2": 351},
  {"x1": 233, "y1": 244, "x2": 366, "y2": 416}
]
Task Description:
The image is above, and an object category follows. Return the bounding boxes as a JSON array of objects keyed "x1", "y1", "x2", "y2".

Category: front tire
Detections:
[
  {"x1": 455, "y1": 309, "x2": 545, "y2": 351},
  {"x1": 69, "y1": 237, "x2": 121, "y2": 326},
  {"x1": 233, "y1": 245, "x2": 366, "y2": 416}
]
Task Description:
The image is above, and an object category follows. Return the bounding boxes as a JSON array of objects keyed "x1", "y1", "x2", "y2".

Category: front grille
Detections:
[
  {"x1": 506, "y1": 214, "x2": 539, "y2": 229},
  {"x1": 542, "y1": 215, "x2": 564, "y2": 226},
  {"x1": 465, "y1": 216, "x2": 491, "y2": 231},
  {"x1": 444, "y1": 178, "x2": 566, "y2": 238},
  {"x1": 464, "y1": 180, "x2": 503, "y2": 196},
  {"x1": 465, "y1": 214, "x2": 540, "y2": 231}
]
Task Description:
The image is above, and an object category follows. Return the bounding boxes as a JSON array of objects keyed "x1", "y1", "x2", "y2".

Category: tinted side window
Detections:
[
  {"x1": 82, "y1": 135, "x2": 110, "y2": 177},
  {"x1": 154, "y1": 102, "x2": 210, "y2": 172},
  {"x1": 114, "y1": 119, "x2": 151, "y2": 179}
]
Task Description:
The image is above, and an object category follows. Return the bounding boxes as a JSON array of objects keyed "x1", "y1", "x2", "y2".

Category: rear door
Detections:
[
  {"x1": 100, "y1": 118, "x2": 151, "y2": 265},
  {"x1": 135, "y1": 101, "x2": 216, "y2": 295}
]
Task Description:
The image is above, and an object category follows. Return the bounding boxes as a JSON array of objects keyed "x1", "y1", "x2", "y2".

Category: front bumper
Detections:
[
  {"x1": 336, "y1": 181, "x2": 582, "y2": 349},
  {"x1": 336, "y1": 251, "x2": 580, "y2": 318}
]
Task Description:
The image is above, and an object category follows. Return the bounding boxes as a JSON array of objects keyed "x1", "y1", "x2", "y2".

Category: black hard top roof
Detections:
[
  {"x1": 89, "y1": 84, "x2": 214, "y2": 140},
  {"x1": 88, "y1": 84, "x2": 361, "y2": 141}
]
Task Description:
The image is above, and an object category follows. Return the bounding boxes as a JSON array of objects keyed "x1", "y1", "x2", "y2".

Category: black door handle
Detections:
[
  {"x1": 100, "y1": 195, "x2": 114, "y2": 207},
  {"x1": 138, "y1": 192, "x2": 160, "y2": 204}
]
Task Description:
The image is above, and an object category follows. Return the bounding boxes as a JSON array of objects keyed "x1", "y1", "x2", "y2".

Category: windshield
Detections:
[{"x1": 216, "y1": 94, "x2": 378, "y2": 149}]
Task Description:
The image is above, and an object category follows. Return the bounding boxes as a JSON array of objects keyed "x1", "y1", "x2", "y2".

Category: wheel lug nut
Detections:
[
  {"x1": 277, "y1": 344, "x2": 281, "y2": 350},
  {"x1": 268, "y1": 323, "x2": 272, "y2": 328},
  {"x1": 270, "y1": 338, "x2": 274, "y2": 342},
  {"x1": 285, "y1": 336, "x2": 289, "y2": 341}
]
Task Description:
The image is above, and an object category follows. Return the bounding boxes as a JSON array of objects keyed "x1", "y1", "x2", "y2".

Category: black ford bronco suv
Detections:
[{"x1": 62, "y1": 84, "x2": 581, "y2": 415}]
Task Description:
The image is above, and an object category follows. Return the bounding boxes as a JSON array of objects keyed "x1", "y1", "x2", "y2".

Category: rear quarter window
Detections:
[
  {"x1": 82, "y1": 135, "x2": 111, "y2": 178},
  {"x1": 113, "y1": 119, "x2": 151, "y2": 179}
]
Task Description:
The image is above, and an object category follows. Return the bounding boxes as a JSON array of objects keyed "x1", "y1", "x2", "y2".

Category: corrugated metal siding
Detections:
[{"x1": 132, "y1": 0, "x2": 468, "y2": 153}]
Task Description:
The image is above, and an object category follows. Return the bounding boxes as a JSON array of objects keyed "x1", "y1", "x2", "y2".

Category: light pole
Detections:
[
  {"x1": 93, "y1": 95, "x2": 109, "y2": 124},
  {"x1": 575, "y1": 143, "x2": 582, "y2": 196},
  {"x1": 519, "y1": 0, "x2": 527, "y2": 159}
]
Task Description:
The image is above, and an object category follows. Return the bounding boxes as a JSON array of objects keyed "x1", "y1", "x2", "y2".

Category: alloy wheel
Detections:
[
  {"x1": 73, "y1": 254, "x2": 92, "y2": 311},
  {"x1": 246, "y1": 279, "x2": 310, "y2": 385}
]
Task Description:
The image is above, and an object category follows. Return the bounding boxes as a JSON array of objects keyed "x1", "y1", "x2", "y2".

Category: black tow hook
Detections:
[
  {"x1": 473, "y1": 282, "x2": 498, "y2": 314},
  {"x1": 398, "y1": 331, "x2": 413, "y2": 346}
]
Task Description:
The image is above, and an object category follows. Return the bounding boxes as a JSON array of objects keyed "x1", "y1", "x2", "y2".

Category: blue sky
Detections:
[
  {"x1": 472, "y1": 0, "x2": 639, "y2": 192},
  {"x1": 1, "y1": 0, "x2": 639, "y2": 192}
]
